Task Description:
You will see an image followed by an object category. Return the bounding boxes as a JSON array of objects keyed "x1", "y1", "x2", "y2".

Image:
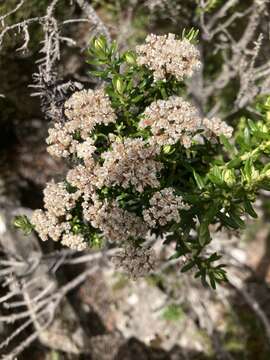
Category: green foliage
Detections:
[
  {"x1": 196, "y1": 0, "x2": 226, "y2": 13},
  {"x1": 13, "y1": 215, "x2": 34, "y2": 235},
  {"x1": 50, "y1": 351, "x2": 60, "y2": 360},
  {"x1": 162, "y1": 304, "x2": 185, "y2": 322},
  {"x1": 182, "y1": 27, "x2": 200, "y2": 44}
]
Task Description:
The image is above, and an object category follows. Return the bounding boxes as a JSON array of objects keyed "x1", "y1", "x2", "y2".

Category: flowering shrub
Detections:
[{"x1": 15, "y1": 31, "x2": 270, "y2": 288}]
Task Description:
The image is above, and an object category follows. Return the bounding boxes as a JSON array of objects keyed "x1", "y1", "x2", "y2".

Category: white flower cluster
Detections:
[
  {"x1": 31, "y1": 209, "x2": 70, "y2": 242},
  {"x1": 136, "y1": 33, "x2": 201, "y2": 81},
  {"x1": 112, "y1": 245, "x2": 157, "y2": 279},
  {"x1": 66, "y1": 163, "x2": 97, "y2": 194},
  {"x1": 31, "y1": 181, "x2": 87, "y2": 249},
  {"x1": 203, "y1": 117, "x2": 233, "y2": 139},
  {"x1": 64, "y1": 88, "x2": 117, "y2": 139},
  {"x1": 46, "y1": 88, "x2": 115, "y2": 158},
  {"x1": 143, "y1": 188, "x2": 189, "y2": 227},
  {"x1": 46, "y1": 122, "x2": 78, "y2": 158},
  {"x1": 140, "y1": 96, "x2": 201, "y2": 148},
  {"x1": 61, "y1": 233, "x2": 87, "y2": 251},
  {"x1": 43, "y1": 181, "x2": 80, "y2": 217},
  {"x1": 95, "y1": 138, "x2": 163, "y2": 192},
  {"x1": 35, "y1": 88, "x2": 163, "y2": 249},
  {"x1": 83, "y1": 198, "x2": 147, "y2": 243}
]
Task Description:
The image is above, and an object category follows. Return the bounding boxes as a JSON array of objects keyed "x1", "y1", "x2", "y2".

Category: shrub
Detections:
[{"x1": 16, "y1": 32, "x2": 270, "y2": 288}]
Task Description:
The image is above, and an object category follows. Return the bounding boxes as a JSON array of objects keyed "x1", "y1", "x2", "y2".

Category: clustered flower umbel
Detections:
[
  {"x1": 83, "y1": 197, "x2": 148, "y2": 243},
  {"x1": 143, "y1": 188, "x2": 190, "y2": 227},
  {"x1": 202, "y1": 117, "x2": 233, "y2": 139},
  {"x1": 31, "y1": 33, "x2": 233, "y2": 279},
  {"x1": 46, "y1": 88, "x2": 116, "y2": 158},
  {"x1": 136, "y1": 33, "x2": 201, "y2": 81},
  {"x1": 140, "y1": 96, "x2": 202, "y2": 148},
  {"x1": 112, "y1": 245, "x2": 157, "y2": 279},
  {"x1": 43, "y1": 181, "x2": 80, "y2": 217},
  {"x1": 95, "y1": 137, "x2": 163, "y2": 192}
]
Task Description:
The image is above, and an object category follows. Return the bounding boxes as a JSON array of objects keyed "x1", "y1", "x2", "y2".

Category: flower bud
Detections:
[
  {"x1": 94, "y1": 36, "x2": 106, "y2": 52},
  {"x1": 113, "y1": 77, "x2": 125, "y2": 94},
  {"x1": 222, "y1": 169, "x2": 236, "y2": 187},
  {"x1": 163, "y1": 145, "x2": 172, "y2": 154}
]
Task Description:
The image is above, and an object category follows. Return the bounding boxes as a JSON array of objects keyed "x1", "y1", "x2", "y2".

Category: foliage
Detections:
[
  {"x1": 196, "y1": 0, "x2": 226, "y2": 13},
  {"x1": 14, "y1": 215, "x2": 34, "y2": 235},
  {"x1": 162, "y1": 303, "x2": 185, "y2": 322}
]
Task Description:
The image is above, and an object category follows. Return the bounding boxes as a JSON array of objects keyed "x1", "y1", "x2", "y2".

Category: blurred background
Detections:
[{"x1": 0, "y1": 0, "x2": 270, "y2": 359}]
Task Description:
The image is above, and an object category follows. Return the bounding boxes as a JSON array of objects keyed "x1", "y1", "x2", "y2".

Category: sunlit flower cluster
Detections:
[
  {"x1": 64, "y1": 88, "x2": 117, "y2": 139},
  {"x1": 140, "y1": 96, "x2": 201, "y2": 148},
  {"x1": 136, "y1": 33, "x2": 201, "y2": 81},
  {"x1": 203, "y1": 117, "x2": 233, "y2": 139},
  {"x1": 43, "y1": 181, "x2": 80, "y2": 217},
  {"x1": 31, "y1": 180, "x2": 86, "y2": 249},
  {"x1": 46, "y1": 87, "x2": 116, "y2": 158},
  {"x1": 94, "y1": 138, "x2": 163, "y2": 192},
  {"x1": 46, "y1": 122, "x2": 78, "y2": 158},
  {"x1": 61, "y1": 233, "x2": 87, "y2": 251},
  {"x1": 31, "y1": 209, "x2": 70, "y2": 242}
]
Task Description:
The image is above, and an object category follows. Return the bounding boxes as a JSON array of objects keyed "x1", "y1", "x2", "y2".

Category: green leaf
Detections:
[
  {"x1": 244, "y1": 128, "x2": 251, "y2": 147},
  {"x1": 198, "y1": 221, "x2": 211, "y2": 246},
  {"x1": 93, "y1": 35, "x2": 107, "y2": 53},
  {"x1": 247, "y1": 119, "x2": 258, "y2": 132},
  {"x1": 227, "y1": 157, "x2": 241, "y2": 168},
  {"x1": 259, "y1": 180, "x2": 270, "y2": 191},
  {"x1": 220, "y1": 134, "x2": 236, "y2": 154},
  {"x1": 193, "y1": 170, "x2": 204, "y2": 190},
  {"x1": 112, "y1": 76, "x2": 125, "y2": 94},
  {"x1": 218, "y1": 212, "x2": 239, "y2": 229},
  {"x1": 181, "y1": 260, "x2": 196, "y2": 272},
  {"x1": 244, "y1": 158, "x2": 253, "y2": 181},
  {"x1": 123, "y1": 50, "x2": 136, "y2": 65},
  {"x1": 228, "y1": 212, "x2": 245, "y2": 229},
  {"x1": 182, "y1": 27, "x2": 200, "y2": 43},
  {"x1": 209, "y1": 273, "x2": 216, "y2": 289},
  {"x1": 222, "y1": 168, "x2": 236, "y2": 186},
  {"x1": 208, "y1": 166, "x2": 224, "y2": 185},
  {"x1": 168, "y1": 250, "x2": 182, "y2": 260},
  {"x1": 244, "y1": 199, "x2": 258, "y2": 218},
  {"x1": 132, "y1": 94, "x2": 144, "y2": 103},
  {"x1": 208, "y1": 252, "x2": 222, "y2": 262}
]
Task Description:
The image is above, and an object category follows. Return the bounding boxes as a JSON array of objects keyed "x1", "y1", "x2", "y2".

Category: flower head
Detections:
[
  {"x1": 140, "y1": 96, "x2": 201, "y2": 148},
  {"x1": 31, "y1": 209, "x2": 70, "y2": 242},
  {"x1": 143, "y1": 187, "x2": 190, "y2": 227},
  {"x1": 136, "y1": 33, "x2": 201, "y2": 81},
  {"x1": 61, "y1": 233, "x2": 87, "y2": 251},
  {"x1": 112, "y1": 245, "x2": 157, "y2": 279},
  {"x1": 95, "y1": 138, "x2": 163, "y2": 192},
  {"x1": 83, "y1": 198, "x2": 148, "y2": 243},
  {"x1": 64, "y1": 88, "x2": 116, "y2": 139},
  {"x1": 46, "y1": 122, "x2": 78, "y2": 158},
  {"x1": 203, "y1": 117, "x2": 233, "y2": 139},
  {"x1": 66, "y1": 163, "x2": 97, "y2": 195},
  {"x1": 75, "y1": 138, "x2": 96, "y2": 166},
  {"x1": 43, "y1": 181, "x2": 80, "y2": 217}
]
